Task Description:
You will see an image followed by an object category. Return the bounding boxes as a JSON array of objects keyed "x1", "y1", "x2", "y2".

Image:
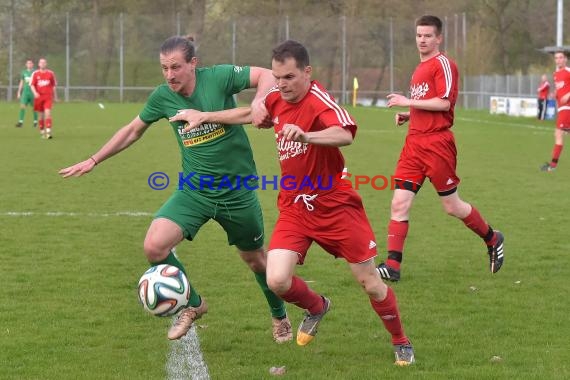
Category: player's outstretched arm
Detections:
[
  {"x1": 387, "y1": 93, "x2": 450, "y2": 111},
  {"x1": 169, "y1": 107, "x2": 253, "y2": 132},
  {"x1": 249, "y1": 66, "x2": 275, "y2": 128},
  {"x1": 58, "y1": 116, "x2": 150, "y2": 178},
  {"x1": 280, "y1": 124, "x2": 353, "y2": 147}
]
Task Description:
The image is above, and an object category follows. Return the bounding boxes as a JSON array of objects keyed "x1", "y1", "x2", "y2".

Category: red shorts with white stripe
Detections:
[
  {"x1": 393, "y1": 129, "x2": 460, "y2": 193},
  {"x1": 268, "y1": 188, "x2": 377, "y2": 264}
]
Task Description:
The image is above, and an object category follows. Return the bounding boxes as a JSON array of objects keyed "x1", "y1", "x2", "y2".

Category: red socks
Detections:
[
  {"x1": 386, "y1": 220, "x2": 408, "y2": 270},
  {"x1": 280, "y1": 275, "x2": 325, "y2": 315},
  {"x1": 551, "y1": 144, "x2": 563, "y2": 167},
  {"x1": 370, "y1": 287, "x2": 408, "y2": 345}
]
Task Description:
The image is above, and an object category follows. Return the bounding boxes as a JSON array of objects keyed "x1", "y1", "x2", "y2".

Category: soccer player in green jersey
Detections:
[
  {"x1": 15, "y1": 59, "x2": 38, "y2": 128},
  {"x1": 59, "y1": 35, "x2": 292, "y2": 343}
]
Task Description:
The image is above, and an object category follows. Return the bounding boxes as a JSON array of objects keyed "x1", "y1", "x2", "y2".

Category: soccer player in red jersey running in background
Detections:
[
  {"x1": 30, "y1": 57, "x2": 58, "y2": 139},
  {"x1": 541, "y1": 51, "x2": 570, "y2": 172},
  {"x1": 376, "y1": 15, "x2": 504, "y2": 282},
  {"x1": 171, "y1": 39, "x2": 415, "y2": 366}
]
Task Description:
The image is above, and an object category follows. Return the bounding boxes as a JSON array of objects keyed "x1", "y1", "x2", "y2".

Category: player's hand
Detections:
[
  {"x1": 387, "y1": 93, "x2": 411, "y2": 108},
  {"x1": 169, "y1": 109, "x2": 207, "y2": 132},
  {"x1": 251, "y1": 99, "x2": 273, "y2": 129},
  {"x1": 16, "y1": 93, "x2": 21, "y2": 100},
  {"x1": 279, "y1": 123, "x2": 309, "y2": 143},
  {"x1": 58, "y1": 159, "x2": 97, "y2": 178},
  {"x1": 395, "y1": 112, "x2": 410, "y2": 126}
]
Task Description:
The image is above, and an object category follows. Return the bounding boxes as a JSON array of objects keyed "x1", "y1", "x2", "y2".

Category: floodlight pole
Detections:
[{"x1": 557, "y1": 0, "x2": 563, "y2": 46}]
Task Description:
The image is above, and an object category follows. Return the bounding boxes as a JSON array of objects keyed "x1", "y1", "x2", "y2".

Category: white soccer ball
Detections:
[{"x1": 137, "y1": 264, "x2": 190, "y2": 317}]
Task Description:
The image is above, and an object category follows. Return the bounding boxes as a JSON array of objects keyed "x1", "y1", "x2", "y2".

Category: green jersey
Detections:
[
  {"x1": 139, "y1": 65, "x2": 258, "y2": 199},
  {"x1": 20, "y1": 69, "x2": 34, "y2": 95}
]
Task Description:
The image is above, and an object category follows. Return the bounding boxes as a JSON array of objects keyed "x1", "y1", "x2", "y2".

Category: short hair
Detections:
[
  {"x1": 160, "y1": 35, "x2": 196, "y2": 62},
  {"x1": 416, "y1": 15, "x2": 443, "y2": 35},
  {"x1": 554, "y1": 50, "x2": 568, "y2": 58},
  {"x1": 272, "y1": 40, "x2": 309, "y2": 69}
]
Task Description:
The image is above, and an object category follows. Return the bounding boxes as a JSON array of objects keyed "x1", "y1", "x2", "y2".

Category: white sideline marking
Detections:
[
  {"x1": 2, "y1": 211, "x2": 153, "y2": 217},
  {"x1": 457, "y1": 117, "x2": 553, "y2": 132},
  {"x1": 166, "y1": 326, "x2": 210, "y2": 380}
]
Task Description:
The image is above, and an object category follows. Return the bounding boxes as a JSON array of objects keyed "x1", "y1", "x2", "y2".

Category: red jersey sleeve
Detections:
[
  {"x1": 433, "y1": 55, "x2": 457, "y2": 102},
  {"x1": 310, "y1": 82, "x2": 357, "y2": 138},
  {"x1": 264, "y1": 86, "x2": 279, "y2": 120}
]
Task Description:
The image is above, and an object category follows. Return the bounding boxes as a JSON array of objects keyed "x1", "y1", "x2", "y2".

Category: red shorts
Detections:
[
  {"x1": 34, "y1": 96, "x2": 53, "y2": 112},
  {"x1": 557, "y1": 110, "x2": 570, "y2": 131},
  {"x1": 394, "y1": 129, "x2": 460, "y2": 193},
  {"x1": 268, "y1": 188, "x2": 377, "y2": 264}
]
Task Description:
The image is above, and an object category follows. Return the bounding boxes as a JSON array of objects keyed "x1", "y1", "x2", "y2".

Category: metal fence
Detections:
[{"x1": 0, "y1": 12, "x2": 550, "y2": 109}]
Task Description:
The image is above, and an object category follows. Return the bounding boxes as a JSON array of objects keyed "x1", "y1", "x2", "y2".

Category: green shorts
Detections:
[
  {"x1": 20, "y1": 92, "x2": 34, "y2": 106},
  {"x1": 155, "y1": 190, "x2": 265, "y2": 252}
]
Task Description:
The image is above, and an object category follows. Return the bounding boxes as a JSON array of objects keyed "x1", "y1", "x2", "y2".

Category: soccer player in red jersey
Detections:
[
  {"x1": 30, "y1": 57, "x2": 58, "y2": 139},
  {"x1": 171, "y1": 40, "x2": 415, "y2": 366},
  {"x1": 541, "y1": 50, "x2": 570, "y2": 172},
  {"x1": 376, "y1": 15, "x2": 504, "y2": 282},
  {"x1": 537, "y1": 74, "x2": 551, "y2": 120}
]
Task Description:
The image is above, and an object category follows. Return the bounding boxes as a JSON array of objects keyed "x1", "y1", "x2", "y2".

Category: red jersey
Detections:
[
  {"x1": 265, "y1": 80, "x2": 356, "y2": 208},
  {"x1": 30, "y1": 69, "x2": 57, "y2": 97},
  {"x1": 554, "y1": 67, "x2": 570, "y2": 114},
  {"x1": 408, "y1": 53, "x2": 458, "y2": 135},
  {"x1": 537, "y1": 80, "x2": 550, "y2": 100}
]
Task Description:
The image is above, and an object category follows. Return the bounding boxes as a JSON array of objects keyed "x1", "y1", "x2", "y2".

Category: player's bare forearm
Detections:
[
  {"x1": 170, "y1": 107, "x2": 252, "y2": 132},
  {"x1": 250, "y1": 67, "x2": 275, "y2": 127},
  {"x1": 281, "y1": 124, "x2": 353, "y2": 147},
  {"x1": 387, "y1": 93, "x2": 450, "y2": 111},
  {"x1": 409, "y1": 97, "x2": 450, "y2": 111},
  {"x1": 94, "y1": 127, "x2": 142, "y2": 161},
  {"x1": 58, "y1": 117, "x2": 149, "y2": 178}
]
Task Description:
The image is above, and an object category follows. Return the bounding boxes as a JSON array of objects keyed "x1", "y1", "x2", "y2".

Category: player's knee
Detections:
[
  {"x1": 244, "y1": 258, "x2": 266, "y2": 273},
  {"x1": 266, "y1": 274, "x2": 290, "y2": 296},
  {"x1": 360, "y1": 275, "x2": 386, "y2": 299},
  {"x1": 239, "y1": 249, "x2": 266, "y2": 272},
  {"x1": 143, "y1": 237, "x2": 168, "y2": 262}
]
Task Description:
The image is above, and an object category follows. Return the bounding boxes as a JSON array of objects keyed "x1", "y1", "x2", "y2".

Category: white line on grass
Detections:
[
  {"x1": 166, "y1": 325, "x2": 210, "y2": 380},
  {"x1": 457, "y1": 117, "x2": 553, "y2": 132},
  {"x1": 2, "y1": 211, "x2": 153, "y2": 217}
]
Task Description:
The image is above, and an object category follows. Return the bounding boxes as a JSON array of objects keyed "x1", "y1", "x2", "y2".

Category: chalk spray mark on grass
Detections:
[{"x1": 166, "y1": 326, "x2": 210, "y2": 380}]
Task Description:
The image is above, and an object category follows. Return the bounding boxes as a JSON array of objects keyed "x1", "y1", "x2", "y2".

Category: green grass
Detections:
[{"x1": 1, "y1": 102, "x2": 569, "y2": 379}]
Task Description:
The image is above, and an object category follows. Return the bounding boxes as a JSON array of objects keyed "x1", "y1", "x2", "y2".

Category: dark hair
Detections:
[
  {"x1": 416, "y1": 15, "x2": 443, "y2": 35},
  {"x1": 272, "y1": 40, "x2": 309, "y2": 69},
  {"x1": 160, "y1": 35, "x2": 196, "y2": 62},
  {"x1": 554, "y1": 50, "x2": 568, "y2": 58}
]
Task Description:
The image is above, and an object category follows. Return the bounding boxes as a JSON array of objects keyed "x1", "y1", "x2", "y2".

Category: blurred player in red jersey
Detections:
[
  {"x1": 541, "y1": 51, "x2": 570, "y2": 172},
  {"x1": 170, "y1": 40, "x2": 415, "y2": 366},
  {"x1": 537, "y1": 74, "x2": 550, "y2": 120},
  {"x1": 376, "y1": 15, "x2": 504, "y2": 282},
  {"x1": 30, "y1": 58, "x2": 58, "y2": 139}
]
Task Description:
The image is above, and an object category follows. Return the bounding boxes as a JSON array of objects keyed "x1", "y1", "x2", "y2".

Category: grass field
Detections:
[{"x1": 1, "y1": 101, "x2": 569, "y2": 380}]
